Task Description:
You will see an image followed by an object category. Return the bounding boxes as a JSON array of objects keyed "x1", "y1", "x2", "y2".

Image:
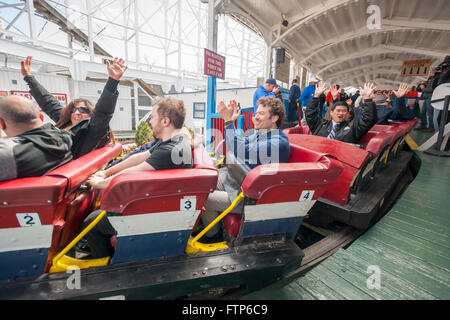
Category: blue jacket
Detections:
[
  {"x1": 225, "y1": 123, "x2": 290, "y2": 169},
  {"x1": 253, "y1": 85, "x2": 274, "y2": 112},
  {"x1": 299, "y1": 84, "x2": 315, "y2": 107},
  {"x1": 289, "y1": 83, "x2": 301, "y2": 102}
]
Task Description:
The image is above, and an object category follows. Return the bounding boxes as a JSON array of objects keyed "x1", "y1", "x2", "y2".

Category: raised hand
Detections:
[
  {"x1": 106, "y1": 57, "x2": 128, "y2": 81},
  {"x1": 359, "y1": 82, "x2": 376, "y2": 99},
  {"x1": 21, "y1": 56, "x2": 32, "y2": 77},
  {"x1": 228, "y1": 99, "x2": 241, "y2": 121},
  {"x1": 218, "y1": 100, "x2": 240, "y2": 122},
  {"x1": 393, "y1": 83, "x2": 408, "y2": 98},
  {"x1": 314, "y1": 81, "x2": 328, "y2": 97},
  {"x1": 217, "y1": 100, "x2": 232, "y2": 122},
  {"x1": 330, "y1": 84, "x2": 339, "y2": 99}
]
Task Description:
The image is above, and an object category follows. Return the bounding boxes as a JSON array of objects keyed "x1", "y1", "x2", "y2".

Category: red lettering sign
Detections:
[
  {"x1": 10, "y1": 91, "x2": 67, "y2": 104},
  {"x1": 204, "y1": 48, "x2": 226, "y2": 80}
]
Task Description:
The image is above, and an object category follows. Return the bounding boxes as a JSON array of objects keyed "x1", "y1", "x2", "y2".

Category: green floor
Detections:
[{"x1": 243, "y1": 131, "x2": 450, "y2": 300}]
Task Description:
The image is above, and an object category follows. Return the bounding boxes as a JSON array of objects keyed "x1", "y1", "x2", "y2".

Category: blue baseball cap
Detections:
[{"x1": 265, "y1": 78, "x2": 277, "y2": 85}]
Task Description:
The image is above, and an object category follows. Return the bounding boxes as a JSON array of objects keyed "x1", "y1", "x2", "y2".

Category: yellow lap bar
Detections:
[
  {"x1": 191, "y1": 192, "x2": 244, "y2": 246},
  {"x1": 215, "y1": 157, "x2": 225, "y2": 167},
  {"x1": 404, "y1": 134, "x2": 418, "y2": 150},
  {"x1": 51, "y1": 210, "x2": 108, "y2": 268}
]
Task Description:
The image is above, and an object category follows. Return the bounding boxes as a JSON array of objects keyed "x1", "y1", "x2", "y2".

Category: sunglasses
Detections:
[{"x1": 71, "y1": 106, "x2": 91, "y2": 114}]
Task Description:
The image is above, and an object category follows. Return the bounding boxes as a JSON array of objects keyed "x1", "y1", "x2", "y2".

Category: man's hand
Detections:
[
  {"x1": 106, "y1": 57, "x2": 128, "y2": 81},
  {"x1": 329, "y1": 84, "x2": 339, "y2": 99},
  {"x1": 217, "y1": 99, "x2": 240, "y2": 122},
  {"x1": 21, "y1": 56, "x2": 32, "y2": 77},
  {"x1": 359, "y1": 82, "x2": 376, "y2": 100},
  {"x1": 87, "y1": 174, "x2": 110, "y2": 190},
  {"x1": 93, "y1": 170, "x2": 107, "y2": 179},
  {"x1": 314, "y1": 81, "x2": 328, "y2": 97},
  {"x1": 393, "y1": 83, "x2": 408, "y2": 98}
]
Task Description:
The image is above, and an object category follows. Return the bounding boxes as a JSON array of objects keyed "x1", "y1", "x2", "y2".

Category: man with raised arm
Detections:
[{"x1": 305, "y1": 82, "x2": 377, "y2": 144}]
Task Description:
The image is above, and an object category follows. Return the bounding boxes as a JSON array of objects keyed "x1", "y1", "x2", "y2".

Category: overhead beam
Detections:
[
  {"x1": 382, "y1": 18, "x2": 450, "y2": 31},
  {"x1": 323, "y1": 59, "x2": 401, "y2": 80},
  {"x1": 300, "y1": 25, "x2": 419, "y2": 65},
  {"x1": 0, "y1": 2, "x2": 24, "y2": 9},
  {"x1": 316, "y1": 43, "x2": 446, "y2": 76},
  {"x1": 316, "y1": 46, "x2": 399, "y2": 75},
  {"x1": 32, "y1": 0, "x2": 111, "y2": 57},
  {"x1": 270, "y1": 0, "x2": 355, "y2": 47},
  {"x1": 381, "y1": 44, "x2": 448, "y2": 58}
]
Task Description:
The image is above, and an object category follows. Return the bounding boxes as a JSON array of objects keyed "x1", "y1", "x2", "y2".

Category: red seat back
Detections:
[
  {"x1": 358, "y1": 131, "x2": 393, "y2": 157},
  {"x1": 47, "y1": 143, "x2": 122, "y2": 194},
  {"x1": 283, "y1": 125, "x2": 311, "y2": 135}
]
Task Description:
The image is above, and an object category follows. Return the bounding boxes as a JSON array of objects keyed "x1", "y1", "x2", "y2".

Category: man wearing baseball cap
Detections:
[
  {"x1": 299, "y1": 77, "x2": 319, "y2": 120},
  {"x1": 252, "y1": 78, "x2": 276, "y2": 112}
]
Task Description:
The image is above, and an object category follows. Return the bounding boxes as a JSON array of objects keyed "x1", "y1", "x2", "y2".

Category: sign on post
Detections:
[
  {"x1": 275, "y1": 54, "x2": 290, "y2": 84},
  {"x1": 204, "y1": 48, "x2": 226, "y2": 80},
  {"x1": 400, "y1": 59, "x2": 432, "y2": 77}
]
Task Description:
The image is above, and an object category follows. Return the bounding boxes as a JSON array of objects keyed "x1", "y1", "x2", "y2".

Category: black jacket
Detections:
[
  {"x1": 0, "y1": 123, "x2": 73, "y2": 182},
  {"x1": 305, "y1": 97, "x2": 377, "y2": 144},
  {"x1": 24, "y1": 75, "x2": 119, "y2": 159}
]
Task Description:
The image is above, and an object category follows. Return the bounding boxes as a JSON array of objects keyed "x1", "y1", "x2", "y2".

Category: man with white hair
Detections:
[
  {"x1": 0, "y1": 95, "x2": 73, "y2": 182},
  {"x1": 299, "y1": 77, "x2": 318, "y2": 108},
  {"x1": 299, "y1": 77, "x2": 319, "y2": 121}
]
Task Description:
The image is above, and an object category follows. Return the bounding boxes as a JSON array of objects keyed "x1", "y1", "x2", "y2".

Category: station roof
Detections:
[{"x1": 218, "y1": 0, "x2": 450, "y2": 88}]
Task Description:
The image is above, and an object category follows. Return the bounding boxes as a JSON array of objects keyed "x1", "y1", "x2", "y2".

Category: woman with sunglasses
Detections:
[{"x1": 21, "y1": 56, "x2": 127, "y2": 159}]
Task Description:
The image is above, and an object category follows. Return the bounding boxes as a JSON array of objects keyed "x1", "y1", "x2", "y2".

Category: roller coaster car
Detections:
[
  {"x1": 0, "y1": 139, "x2": 342, "y2": 299},
  {"x1": 283, "y1": 120, "x2": 421, "y2": 229}
]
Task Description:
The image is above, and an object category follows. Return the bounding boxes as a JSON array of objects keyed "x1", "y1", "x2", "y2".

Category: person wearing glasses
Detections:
[{"x1": 21, "y1": 56, "x2": 127, "y2": 159}]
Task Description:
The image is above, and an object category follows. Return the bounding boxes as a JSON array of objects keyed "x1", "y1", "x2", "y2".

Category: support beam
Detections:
[
  {"x1": 382, "y1": 18, "x2": 450, "y2": 31},
  {"x1": 85, "y1": 0, "x2": 94, "y2": 62},
  {"x1": 206, "y1": 0, "x2": 218, "y2": 151},
  {"x1": 381, "y1": 44, "x2": 448, "y2": 58},
  {"x1": 300, "y1": 26, "x2": 418, "y2": 65},
  {"x1": 270, "y1": 0, "x2": 354, "y2": 47},
  {"x1": 26, "y1": 0, "x2": 36, "y2": 44},
  {"x1": 134, "y1": 0, "x2": 140, "y2": 67}
]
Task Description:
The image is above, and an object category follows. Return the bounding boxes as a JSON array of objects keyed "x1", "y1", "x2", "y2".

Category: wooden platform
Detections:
[{"x1": 243, "y1": 131, "x2": 450, "y2": 300}]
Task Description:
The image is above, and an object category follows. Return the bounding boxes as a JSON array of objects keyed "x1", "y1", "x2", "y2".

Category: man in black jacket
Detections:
[
  {"x1": 305, "y1": 82, "x2": 377, "y2": 144},
  {"x1": 0, "y1": 96, "x2": 73, "y2": 181}
]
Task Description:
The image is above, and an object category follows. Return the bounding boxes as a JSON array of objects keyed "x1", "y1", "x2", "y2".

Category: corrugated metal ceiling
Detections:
[{"x1": 219, "y1": 0, "x2": 450, "y2": 88}]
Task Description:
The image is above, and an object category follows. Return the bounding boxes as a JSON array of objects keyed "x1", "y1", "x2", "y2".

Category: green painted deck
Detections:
[{"x1": 243, "y1": 131, "x2": 450, "y2": 300}]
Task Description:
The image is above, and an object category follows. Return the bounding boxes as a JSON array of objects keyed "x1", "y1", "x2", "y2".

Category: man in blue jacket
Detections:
[
  {"x1": 299, "y1": 77, "x2": 318, "y2": 108},
  {"x1": 201, "y1": 96, "x2": 290, "y2": 241},
  {"x1": 288, "y1": 79, "x2": 301, "y2": 122},
  {"x1": 252, "y1": 78, "x2": 276, "y2": 112}
]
